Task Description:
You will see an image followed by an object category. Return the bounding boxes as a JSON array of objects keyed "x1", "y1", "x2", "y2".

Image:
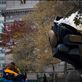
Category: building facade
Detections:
[
  {"x1": 0, "y1": 0, "x2": 38, "y2": 10},
  {"x1": 0, "y1": 0, "x2": 6, "y2": 10},
  {"x1": 0, "y1": 0, "x2": 39, "y2": 23},
  {"x1": 6, "y1": 0, "x2": 38, "y2": 10}
]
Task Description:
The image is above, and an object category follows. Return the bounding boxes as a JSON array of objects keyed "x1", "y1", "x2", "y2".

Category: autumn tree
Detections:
[{"x1": 12, "y1": 0, "x2": 79, "y2": 72}]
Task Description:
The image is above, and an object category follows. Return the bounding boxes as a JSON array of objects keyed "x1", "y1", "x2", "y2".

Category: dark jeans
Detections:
[{"x1": 12, "y1": 74, "x2": 26, "y2": 81}]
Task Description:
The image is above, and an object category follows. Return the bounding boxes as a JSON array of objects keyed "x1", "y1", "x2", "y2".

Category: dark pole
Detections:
[
  {"x1": 64, "y1": 62, "x2": 67, "y2": 75},
  {"x1": 64, "y1": 62, "x2": 67, "y2": 82},
  {"x1": 79, "y1": 0, "x2": 82, "y2": 13},
  {"x1": 37, "y1": 73, "x2": 39, "y2": 82},
  {"x1": 52, "y1": 64, "x2": 54, "y2": 82},
  {"x1": 79, "y1": 0, "x2": 80, "y2": 10}
]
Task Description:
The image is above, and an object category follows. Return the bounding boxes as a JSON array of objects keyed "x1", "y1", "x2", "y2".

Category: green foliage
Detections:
[{"x1": 74, "y1": 17, "x2": 81, "y2": 25}]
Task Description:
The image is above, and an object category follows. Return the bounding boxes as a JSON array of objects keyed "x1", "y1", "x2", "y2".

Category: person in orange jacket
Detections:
[
  {"x1": 3, "y1": 62, "x2": 26, "y2": 81},
  {"x1": 4, "y1": 62, "x2": 21, "y2": 77}
]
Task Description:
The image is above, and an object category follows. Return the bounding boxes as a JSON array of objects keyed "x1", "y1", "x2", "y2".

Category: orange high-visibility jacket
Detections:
[{"x1": 4, "y1": 68, "x2": 18, "y2": 76}]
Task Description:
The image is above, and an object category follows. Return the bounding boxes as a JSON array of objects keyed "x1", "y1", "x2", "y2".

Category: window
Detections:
[
  {"x1": 0, "y1": 0, "x2": 6, "y2": 4},
  {"x1": 0, "y1": 57, "x2": 5, "y2": 60},
  {"x1": 20, "y1": 0, "x2": 26, "y2": 4}
]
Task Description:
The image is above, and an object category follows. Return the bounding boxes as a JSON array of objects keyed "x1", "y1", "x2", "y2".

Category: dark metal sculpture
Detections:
[{"x1": 49, "y1": 17, "x2": 82, "y2": 70}]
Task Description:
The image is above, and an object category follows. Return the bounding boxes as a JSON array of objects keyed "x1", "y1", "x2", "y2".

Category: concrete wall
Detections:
[
  {"x1": 6, "y1": 0, "x2": 39, "y2": 10},
  {"x1": 0, "y1": 0, "x2": 39, "y2": 10},
  {"x1": 4, "y1": 0, "x2": 39, "y2": 23}
]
